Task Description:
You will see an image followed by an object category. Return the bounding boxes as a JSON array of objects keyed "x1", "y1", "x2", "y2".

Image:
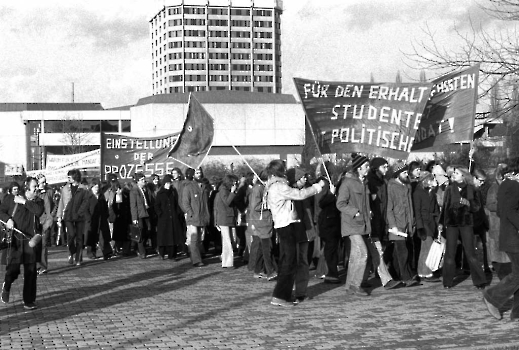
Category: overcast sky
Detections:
[{"x1": 0, "y1": 0, "x2": 501, "y2": 108}]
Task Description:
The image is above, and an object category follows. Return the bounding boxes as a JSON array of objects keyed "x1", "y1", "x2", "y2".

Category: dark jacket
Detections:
[
  {"x1": 386, "y1": 178, "x2": 414, "y2": 240},
  {"x1": 154, "y1": 187, "x2": 183, "y2": 246},
  {"x1": 87, "y1": 193, "x2": 110, "y2": 247},
  {"x1": 213, "y1": 184, "x2": 237, "y2": 227},
  {"x1": 248, "y1": 182, "x2": 273, "y2": 239},
  {"x1": 293, "y1": 195, "x2": 317, "y2": 243},
  {"x1": 59, "y1": 184, "x2": 90, "y2": 222},
  {"x1": 497, "y1": 179, "x2": 519, "y2": 253},
  {"x1": 0, "y1": 194, "x2": 44, "y2": 265},
  {"x1": 439, "y1": 183, "x2": 480, "y2": 228},
  {"x1": 130, "y1": 186, "x2": 151, "y2": 221},
  {"x1": 182, "y1": 180, "x2": 210, "y2": 227},
  {"x1": 317, "y1": 182, "x2": 341, "y2": 240},
  {"x1": 412, "y1": 184, "x2": 440, "y2": 238},
  {"x1": 367, "y1": 171, "x2": 387, "y2": 240},
  {"x1": 38, "y1": 186, "x2": 54, "y2": 231},
  {"x1": 112, "y1": 189, "x2": 131, "y2": 241},
  {"x1": 336, "y1": 174, "x2": 371, "y2": 237}
]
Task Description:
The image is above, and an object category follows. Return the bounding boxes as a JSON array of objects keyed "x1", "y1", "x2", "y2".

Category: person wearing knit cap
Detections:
[
  {"x1": 336, "y1": 154, "x2": 372, "y2": 296},
  {"x1": 266, "y1": 160, "x2": 325, "y2": 307},
  {"x1": 367, "y1": 157, "x2": 402, "y2": 290},
  {"x1": 386, "y1": 162, "x2": 419, "y2": 287}
]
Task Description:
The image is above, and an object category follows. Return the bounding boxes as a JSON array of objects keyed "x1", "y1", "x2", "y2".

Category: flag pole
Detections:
[{"x1": 221, "y1": 131, "x2": 264, "y2": 185}]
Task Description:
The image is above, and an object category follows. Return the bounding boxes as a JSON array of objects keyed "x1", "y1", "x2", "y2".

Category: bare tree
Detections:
[
  {"x1": 404, "y1": 0, "x2": 519, "y2": 123},
  {"x1": 58, "y1": 115, "x2": 94, "y2": 155}
]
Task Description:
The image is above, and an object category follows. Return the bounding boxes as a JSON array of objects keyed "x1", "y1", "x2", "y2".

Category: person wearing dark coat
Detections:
[
  {"x1": 413, "y1": 172, "x2": 441, "y2": 282},
  {"x1": 317, "y1": 179, "x2": 341, "y2": 283},
  {"x1": 213, "y1": 174, "x2": 239, "y2": 268},
  {"x1": 483, "y1": 164, "x2": 519, "y2": 321},
  {"x1": 155, "y1": 175, "x2": 184, "y2": 260},
  {"x1": 86, "y1": 178, "x2": 113, "y2": 260},
  {"x1": 439, "y1": 166, "x2": 486, "y2": 289},
  {"x1": 1, "y1": 177, "x2": 44, "y2": 310},
  {"x1": 130, "y1": 172, "x2": 154, "y2": 259},
  {"x1": 112, "y1": 182, "x2": 132, "y2": 256}
]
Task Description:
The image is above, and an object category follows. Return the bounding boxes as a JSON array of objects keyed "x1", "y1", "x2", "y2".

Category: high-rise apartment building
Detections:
[{"x1": 150, "y1": 0, "x2": 282, "y2": 95}]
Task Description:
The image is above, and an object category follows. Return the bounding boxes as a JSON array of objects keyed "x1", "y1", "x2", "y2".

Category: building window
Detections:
[
  {"x1": 253, "y1": 31, "x2": 272, "y2": 39},
  {"x1": 209, "y1": 41, "x2": 229, "y2": 48},
  {"x1": 232, "y1": 42, "x2": 251, "y2": 49},
  {"x1": 253, "y1": 53, "x2": 273, "y2": 60},
  {"x1": 231, "y1": 9, "x2": 250, "y2": 16},
  {"x1": 208, "y1": 19, "x2": 228, "y2": 26},
  {"x1": 231, "y1": 20, "x2": 250, "y2": 27},
  {"x1": 254, "y1": 64, "x2": 273, "y2": 71},
  {"x1": 185, "y1": 41, "x2": 206, "y2": 48},
  {"x1": 231, "y1": 64, "x2": 251, "y2": 71},
  {"x1": 168, "y1": 7, "x2": 182, "y2": 15},
  {"x1": 254, "y1": 42, "x2": 272, "y2": 49},
  {"x1": 209, "y1": 8, "x2": 228, "y2": 15},
  {"x1": 169, "y1": 52, "x2": 182, "y2": 60},
  {"x1": 185, "y1": 63, "x2": 206, "y2": 70},
  {"x1": 253, "y1": 9, "x2": 272, "y2": 16},
  {"x1": 169, "y1": 75, "x2": 183, "y2": 82},
  {"x1": 209, "y1": 64, "x2": 229, "y2": 71},
  {"x1": 232, "y1": 53, "x2": 250, "y2": 60},
  {"x1": 231, "y1": 31, "x2": 251, "y2": 38},
  {"x1": 169, "y1": 41, "x2": 183, "y2": 48},
  {"x1": 184, "y1": 7, "x2": 205, "y2": 15},
  {"x1": 209, "y1": 30, "x2": 228, "y2": 38},
  {"x1": 232, "y1": 75, "x2": 251, "y2": 82},
  {"x1": 253, "y1": 21, "x2": 273, "y2": 28},
  {"x1": 209, "y1": 52, "x2": 229, "y2": 59},
  {"x1": 184, "y1": 30, "x2": 206, "y2": 37},
  {"x1": 168, "y1": 30, "x2": 182, "y2": 37},
  {"x1": 210, "y1": 75, "x2": 229, "y2": 81},
  {"x1": 169, "y1": 63, "x2": 183, "y2": 71},
  {"x1": 185, "y1": 52, "x2": 206, "y2": 59},
  {"x1": 185, "y1": 18, "x2": 206, "y2": 26},
  {"x1": 186, "y1": 75, "x2": 206, "y2": 81},
  {"x1": 169, "y1": 19, "x2": 182, "y2": 26}
]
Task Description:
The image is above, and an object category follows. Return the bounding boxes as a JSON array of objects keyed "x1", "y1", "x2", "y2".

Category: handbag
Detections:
[
  {"x1": 425, "y1": 235, "x2": 446, "y2": 272},
  {"x1": 129, "y1": 224, "x2": 142, "y2": 243}
]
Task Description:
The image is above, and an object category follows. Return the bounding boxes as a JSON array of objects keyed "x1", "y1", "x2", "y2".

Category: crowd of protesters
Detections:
[{"x1": 2, "y1": 154, "x2": 519, "y2": 319}]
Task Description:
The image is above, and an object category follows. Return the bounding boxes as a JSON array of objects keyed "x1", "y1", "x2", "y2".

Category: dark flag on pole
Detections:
[{"x1": 167, "y1": 93, "x2": 215, "y2": 168}]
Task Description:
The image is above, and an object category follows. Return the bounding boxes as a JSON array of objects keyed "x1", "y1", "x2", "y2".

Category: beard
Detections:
[{"x1": 399, "y1": 175, "x2": 410, "y2": 184}]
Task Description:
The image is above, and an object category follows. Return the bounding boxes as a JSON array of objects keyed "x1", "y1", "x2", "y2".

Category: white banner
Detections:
[
  {"x1": 46, "y1": 149, "x2": 100, "y2": 170},
  {"x1": 26, "y1": 168, "x2": 72, "y2": 185}
]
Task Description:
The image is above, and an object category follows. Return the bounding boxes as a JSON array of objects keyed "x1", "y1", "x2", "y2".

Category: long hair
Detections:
[
  {"x1": 67, "y1": 169, "x2": 82, "y2": 183},
  {"x1": 221, "y1": 174, "x2": 238, "y2": 190},
  {"x1": 266, "y1": 159, "x2": 286, "y2": 178},
  {"x1": 452, "y1": 165, "x2": 473, "y2": 186}
]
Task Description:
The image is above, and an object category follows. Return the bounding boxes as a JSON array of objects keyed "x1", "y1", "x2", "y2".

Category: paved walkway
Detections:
[{"x1": 1, "y1": 246, "x2": 518, "y2": 349}]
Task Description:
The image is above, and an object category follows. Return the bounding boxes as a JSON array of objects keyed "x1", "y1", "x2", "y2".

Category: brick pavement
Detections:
[{"x1": 1, "y1": 246, "x2": 518, "y2": 350}]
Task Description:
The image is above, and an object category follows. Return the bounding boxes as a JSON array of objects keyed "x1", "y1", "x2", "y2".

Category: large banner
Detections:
[
  {"x1": 101, "y1": 132, "x2": 180, "y2": 180},
  {"x1": 294, "y1": 78, "x2": 433, "y2": 159},
  {"x1": 412, "y1": 64, "x2": 480, "y2": 151},
  {"x1": 101, "y1": 94, "x2": 214, "y2": 181},
  {"x1": 46, "y1": 149, "x2": 100, "y2": 170}
]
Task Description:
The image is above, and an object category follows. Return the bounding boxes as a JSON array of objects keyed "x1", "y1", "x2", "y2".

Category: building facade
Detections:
[{"x1": 150, "y1": 0, "x2": 282, "y2": 95}]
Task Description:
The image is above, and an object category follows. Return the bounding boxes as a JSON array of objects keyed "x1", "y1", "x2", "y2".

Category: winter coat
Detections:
[
  {"x1": 317, "y1": 182, "x2": 341, "y2": 240},
  {"x1": 38, "y1": 186, "x2": 54, "y2": 231},
  {"x1": 0, "y1": 194, "x2": 44, "y2": 266},
  {"x1": 367, "y1": 172, "x2": 387, "y2": 240},
  {"x1": 439, "y1": 182, "x2": 480, "y2": 228},
  {"x1": 412, "y1": 184, "x2": 440, "y2": 239},
  {"x1": 497, "y1": 179, "x2": 519, "y2": 253},
  {"x1": 386, "y1": 178, "x2": 414, "y2": 240},
  {"x1": 130, "y1": 186, "x2": 152, "y2": 221},
  {"x1": 112, "y1": 189, "x2": 131, "y2": 242},
  {"x1": 182, "y1": 180, "x2": 210, "y2": 227},
  {"x1": 57, "y1": 184, "x2": 90, "y2": 222},
  {"x1": 293, "y1": 196, "x2": 317, "y2": 242},
  {"x1": 336, "y1": 174, "x2": 371, "y2": 237},
  {"x1": 213, "y1": 184, "x2": 237, "y2": 227},
  {"x1": 248, "y1": 182, "x2": 273, "y2": 239},
  {"x1": 87, "y1": 193, "x2": 110, "y2": 247},
  {"x1": 265, "y1": 176, "x2": 322, "y2": 229},
  {"x1": 155, "y1": 187, "x2": 183, "y2": 247}
]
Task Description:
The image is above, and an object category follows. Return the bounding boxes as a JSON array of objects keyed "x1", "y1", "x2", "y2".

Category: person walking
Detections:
[
  {"x1": 483, "y1": 161, "x2": 519, "y2": 321},
  {"x1": 213, "y1": 174, "x2": 239, "y2": 268},
  {"x1": 1, "y1": 177, "x2": 44, "y2": 310},
  {"x1": 439, "y1": 166, "x2": 486, "y2": 289},
  {"x1": 266, "y1": 160, "x2": 324, "y2": 307},
  {"x1": 336, "y1": 154, "x2": 372, "y2": 296},
  {"x1": 155, "y1": 175, "x2": 184, "y2": 260}
]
